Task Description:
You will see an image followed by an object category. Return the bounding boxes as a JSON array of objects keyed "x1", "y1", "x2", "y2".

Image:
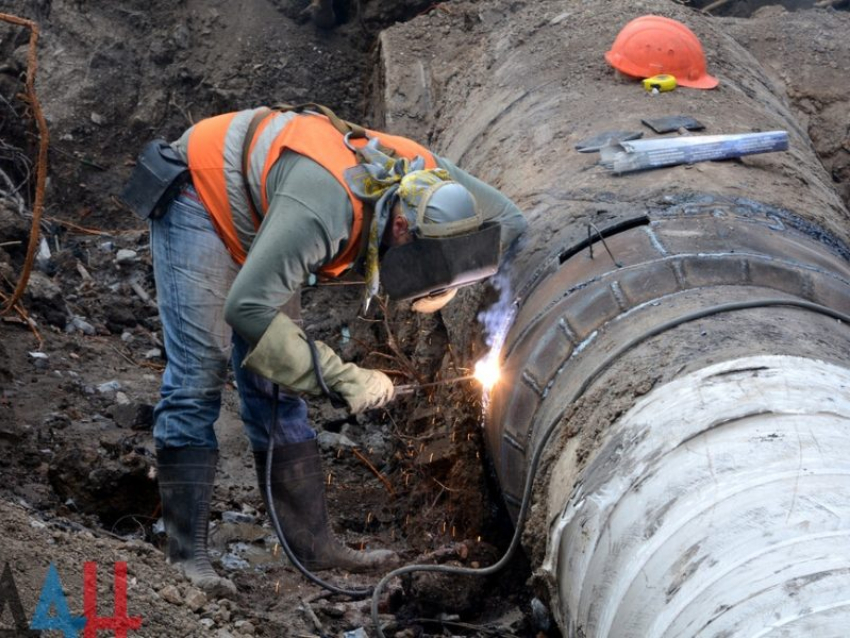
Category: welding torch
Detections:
[
  {"x1": 319, "y1": 374, "x2": 478, "y2": 432},
  {"x1": 393, "y1": 374, "x2": 476, "y2": 395},
  {"x1": 310, "y1": 332, "x2": 478, "y2": 407}
]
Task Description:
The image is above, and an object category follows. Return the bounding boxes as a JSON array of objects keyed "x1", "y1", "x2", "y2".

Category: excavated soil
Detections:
[{"x1": 0, "y1": 0, "x2": 848, "y2": 637}]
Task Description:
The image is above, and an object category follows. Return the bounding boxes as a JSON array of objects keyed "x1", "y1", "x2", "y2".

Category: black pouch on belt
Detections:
[{"x1": 119, "y1": 139, "x2": 189, "y2": 220}]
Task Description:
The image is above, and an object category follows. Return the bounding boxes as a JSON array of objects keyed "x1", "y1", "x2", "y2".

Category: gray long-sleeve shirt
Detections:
[{"x1": 223, "y1": 151, "x2": 527, "y2": 345}]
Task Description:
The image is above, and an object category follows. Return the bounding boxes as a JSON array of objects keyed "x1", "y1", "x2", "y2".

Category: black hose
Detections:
[
  {"x1": 266, "y1": 383, "x2": 372, "y2": 598},
  {"x1": 370, "y1": 298, "x2": 850, "y2": 637},
  {"x1": 305, "y1": 336, "x2": 348, "y2": 409}
]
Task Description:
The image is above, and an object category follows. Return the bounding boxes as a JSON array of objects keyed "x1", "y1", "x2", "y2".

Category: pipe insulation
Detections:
[
  {"x1": 547, "y1": 355, "x2": 850, "y2": 637},
  {"x1": 375, "y1": 0, "x2": 850, "y2": 635}
]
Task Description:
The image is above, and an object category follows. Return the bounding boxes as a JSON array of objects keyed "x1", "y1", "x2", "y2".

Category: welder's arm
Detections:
[
  {"x1": 239, "y1": 312, "x2": 394, "y2": 413},
  {"x1": 436, "y1": 157, "x2": 528, "y2": 253},
  {"x1": 224, "y1": 157, "x2": 393, "y2": 412}
]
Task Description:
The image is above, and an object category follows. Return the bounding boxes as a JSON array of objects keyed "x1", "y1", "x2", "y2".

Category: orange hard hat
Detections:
[{"x1": 604, "y1": 15, "x2": 718, "y2": 89}]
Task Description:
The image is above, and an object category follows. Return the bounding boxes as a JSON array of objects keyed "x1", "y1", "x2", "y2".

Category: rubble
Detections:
[
  {"x1": 184, "y1": 587, "x2": 208, "y2": 612},
  {"x1": 66, "y1": 315, "x2": 96, "y2": 335},
  {"x1": 115, "y1": 249, "x2": 138, "y2": 265},
  {"x1": 159, "y1": 584, "x2": 183, "y2": 605},
  {"x1": 317, "y1": 430, "x2": 359, "y2": 450},
  {"x1": 97, "y1": 380, "x2": 122, "y2": 396}
]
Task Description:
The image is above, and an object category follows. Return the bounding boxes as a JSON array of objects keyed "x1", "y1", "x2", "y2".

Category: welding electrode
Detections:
[{"x1": 394, "y1": 375, "x2": 476, "y2": 395}]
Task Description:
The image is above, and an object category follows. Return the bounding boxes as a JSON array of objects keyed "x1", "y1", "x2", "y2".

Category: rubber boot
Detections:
[
  {"x1": 254, "y1": 439, "x2": 399, "y2": 573},
  {"x1": 156, "y1": 448, "x2": 236, "y2": 597}
]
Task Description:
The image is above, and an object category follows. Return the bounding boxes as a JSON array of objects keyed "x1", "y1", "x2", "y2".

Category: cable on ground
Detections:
[{"x1": 0, "y1": 13, "x2": 49, "y2": 316}]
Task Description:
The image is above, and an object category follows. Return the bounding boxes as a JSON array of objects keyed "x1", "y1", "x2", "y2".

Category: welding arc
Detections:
[
  {"x1": 369, "y1": 298, "x2": 850, "y2": 638},
  {"x1": 266, "y1": 384, "x2": 372, "y2": 599}
]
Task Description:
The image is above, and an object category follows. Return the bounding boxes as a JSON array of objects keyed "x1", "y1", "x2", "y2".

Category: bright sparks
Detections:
[{"x1": 474, "y1": 353, "x2": 502, "y2": 390}]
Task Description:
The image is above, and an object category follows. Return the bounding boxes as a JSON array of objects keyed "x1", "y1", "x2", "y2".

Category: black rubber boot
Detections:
[
  {"x1": 156, "y1": 448, "x2": 236, "y2": 597},
  {"x1": 255, "y1": 439, "x2": 399, "y2": 573}
]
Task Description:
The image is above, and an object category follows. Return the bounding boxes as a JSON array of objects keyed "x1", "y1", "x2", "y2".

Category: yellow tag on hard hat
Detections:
[{"x1": 642, "y1": 74, "x2": 677, "y2": 93}]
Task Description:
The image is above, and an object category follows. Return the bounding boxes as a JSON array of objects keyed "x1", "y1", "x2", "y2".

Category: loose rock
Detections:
[
  {"x1": 159, "y1": 584, "x2": 182, "y2": 605},
  {"x1": 184, "y1": 587, "x2": 208, "y2": 612},
  {"x1": 115, "y1": 249, "x2": 138, "y2": 265}
]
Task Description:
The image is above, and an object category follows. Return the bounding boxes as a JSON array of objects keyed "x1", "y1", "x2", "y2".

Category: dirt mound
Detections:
[{"x1": 721, "y1": 9, "x2": 850, "y2": 207}]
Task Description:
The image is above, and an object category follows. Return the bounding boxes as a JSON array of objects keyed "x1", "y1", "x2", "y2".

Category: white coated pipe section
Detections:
[{"x1": 542, "y1": 355, "x2": 850, "y2": 637}]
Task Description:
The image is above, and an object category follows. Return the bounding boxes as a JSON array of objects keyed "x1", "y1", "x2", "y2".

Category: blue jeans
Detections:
[{"x1": 150, "y1": 187, "x2": 314, "y2": 451}]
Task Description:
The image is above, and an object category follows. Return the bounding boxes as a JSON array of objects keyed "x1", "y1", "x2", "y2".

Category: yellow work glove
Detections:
[
  {"x1": 320, "y1": 349, "x2": 395, "y2": 413},
  {"x1": 242, "y1": 313, "x2": 395, "y2": 413}
]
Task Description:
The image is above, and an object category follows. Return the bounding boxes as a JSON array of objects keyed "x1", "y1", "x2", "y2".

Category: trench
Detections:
[{"x1": 376, "y1": 0, "x2": 850, "y2": 635}]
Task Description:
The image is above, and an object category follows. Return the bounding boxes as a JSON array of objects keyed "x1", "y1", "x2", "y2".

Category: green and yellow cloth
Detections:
[{"x1": 344, "y1": 137, "x2": 451, "y2": 312}]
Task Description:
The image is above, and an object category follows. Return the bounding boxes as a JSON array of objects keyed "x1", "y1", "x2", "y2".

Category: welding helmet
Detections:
[
  {"x1": 604, "y1": 15, "x2": 718, "y2": 89},
  {"x1": 380, "y1": 174, "x2": 501, "y2": 313}
]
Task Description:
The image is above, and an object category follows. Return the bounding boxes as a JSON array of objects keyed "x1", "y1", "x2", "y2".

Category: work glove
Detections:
[
  {"x1": 321, "y1": 355, "x2": 395, "y2": 414},
  {"x1": 242, "y1": 313, "x2": 395, "y2": 414}
]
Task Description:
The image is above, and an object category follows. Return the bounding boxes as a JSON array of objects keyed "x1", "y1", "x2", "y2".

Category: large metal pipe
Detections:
[{"x1": 376, "y1": 1, "x2": 850, "y2": 635}]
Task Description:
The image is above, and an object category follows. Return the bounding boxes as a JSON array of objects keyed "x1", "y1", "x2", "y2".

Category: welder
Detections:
[{"x1": 123, "y1": 104, "x2": 526, "y2": 595}]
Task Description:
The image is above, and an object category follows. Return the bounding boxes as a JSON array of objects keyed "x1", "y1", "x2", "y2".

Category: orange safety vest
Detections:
[{"x1": 186, "y1": 111, "x2": 437, "y2": 277}]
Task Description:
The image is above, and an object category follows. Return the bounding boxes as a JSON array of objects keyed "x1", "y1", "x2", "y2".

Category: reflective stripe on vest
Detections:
[
  {"x1": 186, "y1": 109, "x2": 259, "y2": 261},
  {"x1": 186, "y1": 110, "x2": 437, "y2": 277}
]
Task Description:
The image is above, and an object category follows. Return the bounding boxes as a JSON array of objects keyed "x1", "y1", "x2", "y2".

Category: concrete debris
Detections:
[
  {"x1": 29, "y1": 517, "x2": 47, "y2": 529},
  {"x1": 159, "y1": 584, "x2": 183, "y2": 605},
  {"x1": 24, "y1": 271, "x2": 67, "y2": 326},
  {"x1": 25, "y1": 272, "x2": 62, "y2": 302},
  {"x1": 317, "y1": 430, "x2": 358, "y2": 450},
  {"x1": 115, "y1": 249, "x2": 138, "y2": 265},
  {"x1": 28, "y1": 352, "x2": 49, "y2": 370},
  {"x1": 96, "y1": 380, "x2": 122, "y2": 396},
  {"x1": 66, "y1": 315, "x2": 96, "y2": 335},
  {"x1": 36, "y1": 237, "x2": 52, "y2": 271},
  {"x1": 184, "y1": 587, "x2": 208, "y2": 612},
  {"x1": 220, "y1": 552, "x2": 250, "y2": 571}
]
